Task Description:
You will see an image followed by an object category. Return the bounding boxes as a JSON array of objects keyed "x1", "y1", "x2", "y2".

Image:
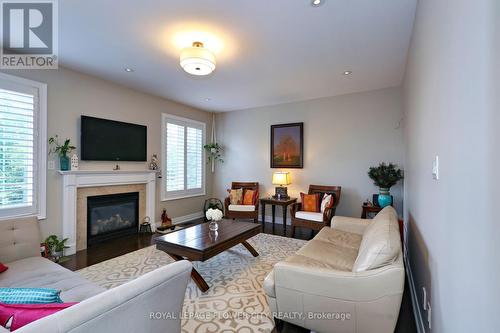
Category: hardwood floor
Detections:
[{"x1": 60, "y1": 219, "x2": 416, "y2": 333}]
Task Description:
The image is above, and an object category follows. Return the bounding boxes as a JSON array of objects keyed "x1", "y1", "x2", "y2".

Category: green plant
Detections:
[
  {"x1": 203, "y1": 142, "x2": 224, "y2": 164},
  {"x1": 48, "y1": 135, "x2": 76, "y2": 157},
  {"x1": 368, "y1": 162, "x2": 404, "y2": 189},
  {"x1": 44, "y1": 235, "x2": 69, "y2": 255}
]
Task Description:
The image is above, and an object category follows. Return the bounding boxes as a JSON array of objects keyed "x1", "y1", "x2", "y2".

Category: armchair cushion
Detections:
[
  {"x1": 320, "y1": 194, "x2": 334, "y2": 213},
  {"x1": 353, "y1": 207, "x2": 401, "y2": 272},
  {"x1": 242, "y1": 189, "x2": 258, "y2": 205},
  {"x1": 295, "y1": 211, "x2": 323, "y2": 222},
  {"x1": 228, "y1": 204, "x2": 256, "y2": 212},
  {"x1": 227, "y1": 188, "x2": 243, "y2": 205},
  {"x1": 300, "y1": 193, "x2": 320, "y2": 212}
]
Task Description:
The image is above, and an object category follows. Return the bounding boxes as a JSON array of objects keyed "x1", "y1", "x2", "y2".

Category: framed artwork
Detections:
[{"x1": 271, "y1": 122, "x2": 303, "y2": 168}]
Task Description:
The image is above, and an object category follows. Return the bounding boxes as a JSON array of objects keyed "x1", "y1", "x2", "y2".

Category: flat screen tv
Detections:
[{"x1": 81, "y1": 116, "x2": 147, "y2": 161}]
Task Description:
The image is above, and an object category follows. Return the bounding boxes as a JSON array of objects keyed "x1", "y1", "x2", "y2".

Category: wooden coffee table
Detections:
[{"x1": 155, "y1": 219, "x2": 261, "y2": 292}]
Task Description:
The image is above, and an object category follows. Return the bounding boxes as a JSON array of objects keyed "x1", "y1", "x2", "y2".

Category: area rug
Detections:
[{"x1": 77, "y1": 233, "x2": 307, "y2": 333}]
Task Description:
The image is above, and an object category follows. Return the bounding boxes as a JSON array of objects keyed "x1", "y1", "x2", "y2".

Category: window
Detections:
[
  {"x1": 161, "y1": 113, "x2": 205, "y2": 200},
  {"x1": 0, "y1": 73, "x2": 47, "y2": 219}
]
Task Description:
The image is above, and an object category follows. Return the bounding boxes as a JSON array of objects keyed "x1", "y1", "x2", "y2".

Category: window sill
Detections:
[{"x1": 161, "y1": 191, "x2": 206, "y2": 202}]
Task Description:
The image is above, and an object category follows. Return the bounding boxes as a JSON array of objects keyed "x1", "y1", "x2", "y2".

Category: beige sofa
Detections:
[
  {"x1": 0, "y1": 216, "x2": 192, "y2": 333},
  {"x1": 264, "y1": 206, "x2": 404, "y2": 333}
]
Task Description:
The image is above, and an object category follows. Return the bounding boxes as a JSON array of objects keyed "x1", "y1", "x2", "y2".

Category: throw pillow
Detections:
[
  {"x1": 0, "y1": 302, "x2": 77, "y2": 331},
  {"x1": 0, "y1": 264, "x2": 7, "y2": 274},
  {"x1": 300, "y1": 193, "x2": 320, "y2": 212},
  {"x1": 320, "y1": 194, "x2": 335, "y2": 213},
  {"x1": 0, "y1": 288, "x2": 63, "y2": 305},
  {"x1": 242, "y1": 189, "x2": 257, "y2": 205},
  {"x1": 228, "y1": 188, "x2": 243, "y2": 205}
]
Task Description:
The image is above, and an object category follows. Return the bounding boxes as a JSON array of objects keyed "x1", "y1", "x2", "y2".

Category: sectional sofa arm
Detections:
[
  {"x1": 273, "y1": 260, "x2": 404, "y2": 302},
  {"x1": 17, "y1": 260, "x2": 192, "y2": 333},
  {"x1": 330, "y1": 216, "x2": 372, "y2": 235}
]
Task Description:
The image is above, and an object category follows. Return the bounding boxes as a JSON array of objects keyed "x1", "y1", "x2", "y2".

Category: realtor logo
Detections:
[{"x1": 1, "y1": 0, "x2": 58, "y2": 69}]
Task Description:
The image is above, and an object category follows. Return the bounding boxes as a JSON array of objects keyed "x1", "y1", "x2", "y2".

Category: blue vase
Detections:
[
  {"x1": 378, "y1": 188, "x2": 392, "y2": 208},
  {"x1": 59, "y1": 155, "x2": 70, "y2": 171}
]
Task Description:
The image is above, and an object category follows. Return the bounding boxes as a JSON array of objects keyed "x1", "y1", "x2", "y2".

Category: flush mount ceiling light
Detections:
[
  {"x1": 343, "y1": 70, "x2": 352, "y2": 75},
  {"x1": 180, "y1": 41, "x2": 216, "y2": 76},
  {"x1": 124, "y1": 67, "x2": 134, "y2": 72},
  {"x1": 311, "y1": 0, "x2": 323, "y2": 7}
]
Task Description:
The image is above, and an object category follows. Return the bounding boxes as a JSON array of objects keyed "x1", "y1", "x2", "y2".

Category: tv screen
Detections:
[{"x1": 81, "y1": 116, "x2": 147, "y2": 161}]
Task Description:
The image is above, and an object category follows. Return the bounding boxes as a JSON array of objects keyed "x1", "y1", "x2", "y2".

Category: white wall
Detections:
[
  {"x1": 1, "y1": 67, "x2": 213, "y2": 238},
  {"x1": 403, "y1": 0, "x2": 499, "y2": 332},
  {"x1": 213, "y1": 87, "x2": 404, "y2": 220}
]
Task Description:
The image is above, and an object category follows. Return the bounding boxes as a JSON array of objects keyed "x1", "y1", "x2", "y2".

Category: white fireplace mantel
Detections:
[{"x1": 59, "y1": 170, "x2": 157, "y2": 255}]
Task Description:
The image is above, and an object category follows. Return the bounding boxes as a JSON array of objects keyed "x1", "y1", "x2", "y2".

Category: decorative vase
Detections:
[
  {"x1": 209, "y1": 220, "x2": 219, "y2": 231},
  {"x1": 377, "y1": 188, "x2": 392, "y2": 208},
  {"x1": 59, "y1": 155, "x2": 70, "y2": 171}
]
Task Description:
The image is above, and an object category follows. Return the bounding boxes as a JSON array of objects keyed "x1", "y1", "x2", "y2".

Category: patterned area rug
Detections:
[{"x1": 77, "y1": 233, "x2": 307, "y2": 333}]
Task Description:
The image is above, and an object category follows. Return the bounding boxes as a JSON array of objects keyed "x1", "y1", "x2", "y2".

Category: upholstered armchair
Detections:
[
  {"x1": 224, "y1": 182, "x2": 259, "y2": 223},
  {"x1": 291, "y1": 185, "x2": 341, "y2": 238}
]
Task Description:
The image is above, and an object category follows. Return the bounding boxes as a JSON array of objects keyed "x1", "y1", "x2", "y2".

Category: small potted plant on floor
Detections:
[
  {"x1": 48, "y1": 135, "x2": 76, "y2": 171},
  {"x1": 44, "y1": 235, "x2": 69, "y2": 262},
  {"x1": 368, "y1": 162, "x2": 404, "y2": 208}
]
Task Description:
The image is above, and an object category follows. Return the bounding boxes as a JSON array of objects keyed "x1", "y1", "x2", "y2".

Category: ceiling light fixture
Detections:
[
  {"x1": 343, "y1": 70, "x2": 352, "y2": 75},
  {"x1": 124, "y1": 67, "x2": 135, "y2": 72},
  {"x1": 311, "y1": 0, "x2": 323, "y2": 7},
  {"x1": 180, "y1": 41, "x2": 216, "y2": 76}
]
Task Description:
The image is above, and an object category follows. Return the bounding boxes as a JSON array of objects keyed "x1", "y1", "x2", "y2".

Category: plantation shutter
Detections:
[
  {"x1": 163, "y1": 115, "x2": 205, "y2": 200},
  {"x1": 165, "y1": 120, "x2": 185, "y2": 192},
  {"x1": 186, "y1": 125, "x2": 203, "y2": 190},
  {"x1": 0, "y1": 83, "x2": 38, "y2": 217}
]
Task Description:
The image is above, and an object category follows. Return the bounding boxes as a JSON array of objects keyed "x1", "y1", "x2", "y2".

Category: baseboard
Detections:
[
  {"x1": 404, "y1": 255, "x2": 426, "y2": 333},
  {"x1": 155, "y1": 211, "x2": 204, "y2": 227},
  {"x1": 155, "y1": 212, "x2": 288, "y2": 226}
]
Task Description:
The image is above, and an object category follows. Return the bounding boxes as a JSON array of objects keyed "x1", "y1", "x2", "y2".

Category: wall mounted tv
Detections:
[{"x1": 81, "y1": 116, "x2": 147, "y2": 161}]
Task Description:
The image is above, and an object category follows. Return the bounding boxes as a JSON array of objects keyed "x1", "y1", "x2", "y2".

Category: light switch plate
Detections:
[
  {"x1": 48, "y1": 160, "x2": 55, "y2": 170},
  {"x1": 432, "y1": 155, "x2": 439, "y2": 180}
]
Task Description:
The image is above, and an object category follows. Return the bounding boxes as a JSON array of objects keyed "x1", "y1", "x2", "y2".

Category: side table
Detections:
[{"x1": 260, "y1": 197, "x2": 297, "y2": 236}]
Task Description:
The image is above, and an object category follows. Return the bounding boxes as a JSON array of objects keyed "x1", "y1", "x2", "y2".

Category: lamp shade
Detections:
[
  {"x1": 272, "y1": 172, "x2": 291, "y2": 186},
  {"x1": 180, "y1": 41, "x2": 216, "y2": 76}
]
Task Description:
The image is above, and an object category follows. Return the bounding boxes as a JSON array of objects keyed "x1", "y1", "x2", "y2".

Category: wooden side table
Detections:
[
  {"x1": 260, "y1": 197, "x2": 297, "y2": 236},
  {"x1": 361, "y1": 205, "x2": 383, "y2": 219}
]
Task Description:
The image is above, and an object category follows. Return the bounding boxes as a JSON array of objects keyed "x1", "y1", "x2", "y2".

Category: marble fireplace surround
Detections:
[{"x1": 59, "y1": 170, "x2": 157, "y2": 255}]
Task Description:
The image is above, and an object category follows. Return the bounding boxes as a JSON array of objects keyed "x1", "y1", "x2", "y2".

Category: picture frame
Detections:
[{"x1": 270, "y1": 122, "x2": 303, "y2": 168}]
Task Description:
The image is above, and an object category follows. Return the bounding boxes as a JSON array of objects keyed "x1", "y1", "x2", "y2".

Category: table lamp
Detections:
[{"x1": 272, "y1": 171, "x2": 291, "y2": 199}]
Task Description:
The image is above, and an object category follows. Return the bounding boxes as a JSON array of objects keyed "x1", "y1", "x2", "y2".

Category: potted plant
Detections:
[
  {"x1": 44, "y1": 235, "x2": 69, "y2": 262},
  {"x1": 48, "y1": 135, "x2": 76, "y2": 171},
  {"x1": 203, "y1": 143, "x2": 223, "y2": 164},
  {"x1": 368, "y1": 162, "x2": 404, "y2": 208}
]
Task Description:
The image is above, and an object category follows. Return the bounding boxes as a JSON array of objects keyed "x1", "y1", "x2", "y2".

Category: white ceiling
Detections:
[{"x1": 59, "y1": 0, "x2": 417, "y2": 112}]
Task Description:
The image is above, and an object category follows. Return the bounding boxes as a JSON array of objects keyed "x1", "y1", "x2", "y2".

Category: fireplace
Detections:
[{"x1": 87, "y1": 192, "x2": 139, "y2": 246}]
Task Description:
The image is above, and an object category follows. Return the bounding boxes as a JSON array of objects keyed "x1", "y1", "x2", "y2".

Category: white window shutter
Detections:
[
  {"x1": 186, "y1": 126, "x2": 203, "y2": 190},
  {"x1": 162, "y1": 114, "x2": 205, "y2": 201},
  {"x1": 0, "y1": 88, "x2": 36, "y2": 215}
]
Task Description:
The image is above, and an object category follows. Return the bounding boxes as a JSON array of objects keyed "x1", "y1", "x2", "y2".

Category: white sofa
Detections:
[
  {"x1": 264, "y1": 206, "x2": 404, "y2": 333},
  {"x1": 0, "y1": 216, "x2": 192, "y2": 333}
]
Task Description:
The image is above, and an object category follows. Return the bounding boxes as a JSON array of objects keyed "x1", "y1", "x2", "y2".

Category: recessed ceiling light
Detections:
[
  {"x1": 205, "y1": 98, "x2": 211, "y2": 102},
  {"x1": 124, "y1": 67, "x2": 134, "y2": 73},
  {"x1": 343, "y1": 70, "x2": 352, "y2": 75},
  {"x1": 311, "y1": 0, "x2": 323, "y2": 7}
]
